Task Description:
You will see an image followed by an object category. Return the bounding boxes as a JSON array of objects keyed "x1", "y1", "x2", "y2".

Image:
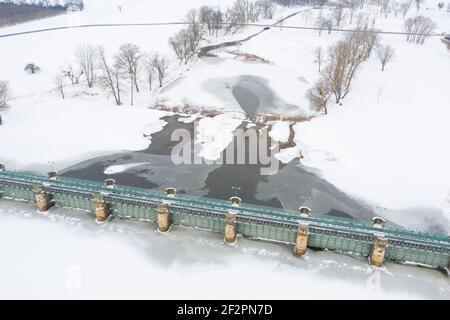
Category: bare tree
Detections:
[
  {"x1": 332, "y1": 5, "x2": 346, "y2": 28},
  {"x1": 315, "y1": 11, "x2": 324, "y2": 36},
  {"x1": 98, "y1": 46, "x2": 122, "y2": 106},
  {"x1": 0, "y1": 81, "x2": 10, "y2": 110},
  {"x1": 400, "y1": 0, "x2": 412, "y2": 18},
  {"x1": 54, "y1": 74, "x2": 65, "y2": 99},
  {"x1": 316, "y1": 12, "x2": 333, "y2": 36},
  {"x1": 115, "y1": 43, "x2": 143, "y2": 105},
  {"x1": 404, "y1": 15, "x2": 436, "y2": 44},
  {"x1": 259, "y1": 0, "x2": 275, "y2": 19},
  {"x1": 324, "y1": 18, "x2": 333, "y2": 34},
  {"x1": 169, "y1": 12, "x2": 203, "y2": 65},
  {"x1": 148, "y1": 52, "x2": 169, "y2": 88},
  {"x1": 62, "y1": 63, "x2": 83, "y2": 86},
  {"x1": 199, "y1": 5, "x2": 224, "y2": 37},
  {"x1": 116, "y1": 43, "x2": 142, "y2": 92},
  {"x1": 323, "y1": 34, "x2": 365, "y2": 103},
  {"x1": 414, "y1": 0, "x2": 423, "y2": 11},
  {"x1": 348, "y1": 0, "x2": 358, "y2": 24},
  {"x1": 170, "y1": 29, "x2": 189, "y2": 65},
  {"x1": 302, "y1": 10, "x2": 312, "y2": 25},
  {"x1": 308, "y1": 79, "x2": 331, "y2": 114},
  {"x1": 146, "y1": 65, "x2": 154, "y2": 91},
  {"x1": 360, "y1": 28, "x2": 380, "y2": 59},
  {"x1": 377, "y1": 44, "x2": 395, "y2": 71},
  {"x1": 314, "y1": 46, "x2": 323, "y2": 72},
  {"x1": 76, "y1": 43, "x2": 97, "y2": 88}
]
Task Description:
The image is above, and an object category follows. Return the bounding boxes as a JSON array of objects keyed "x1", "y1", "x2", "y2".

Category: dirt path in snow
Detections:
[{"x1": 199, "y1": 8, "x2": 315, "y2": 57}]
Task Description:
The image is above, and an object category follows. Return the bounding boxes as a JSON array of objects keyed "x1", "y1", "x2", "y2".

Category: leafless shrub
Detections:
[
  {"x1": 62, "y1": 64, "x2": 83, "y2": 86},
  {"x1": 308, "y1": 79, "x2": 331, "y2": 114},
  {"x1": 376, "y1": 44, "x2": 395, "y2": 71},
  {"x1": 54, "y1": 74, "x2": 65, "y2": 99}
]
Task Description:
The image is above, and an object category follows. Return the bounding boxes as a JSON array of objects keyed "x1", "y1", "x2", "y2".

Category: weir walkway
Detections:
[{"x1": 0, "y1": 166, "x2": 449, "y2": 270}]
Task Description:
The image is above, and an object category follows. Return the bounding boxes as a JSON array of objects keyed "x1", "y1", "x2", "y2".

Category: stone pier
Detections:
[
  {"x1": 370, "y1": 217, "x2": 389, "y2": 267},
  {"x1": 294, "y1": 223, "x2": 310, "y2": 256},
  {"x1": 157, "y1": 202, "x2": 171, "y2": 232},
  {"x1": 224, "y1": 211, "x2": 237, "y2": 245},
  {"x1": 370, "y1": 235, "x2": 389, "y2": 267},
  {"x1": 33, "y1": 184, "x2": 51, "y2": 212},
  {"x1": 294, "y1": 206, "x2": 312, "y2": 256},
  {"x1": 94, "y1": 197, "x2": 110, "y2": 223}
]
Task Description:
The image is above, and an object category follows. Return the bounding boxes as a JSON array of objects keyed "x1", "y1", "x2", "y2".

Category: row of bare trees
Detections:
[
  {"x1": 169, "y1": 0, "x2": 278, "y2": 65},
  {"x1": 55, "y1": 44, "x2": 169, "y2": 106},
  {"x1": 404, "y1": 15, "x2": 436, "y2": 45},
  {"x1": 309, "y1": 28, "x2": 395, "y2": 114}
]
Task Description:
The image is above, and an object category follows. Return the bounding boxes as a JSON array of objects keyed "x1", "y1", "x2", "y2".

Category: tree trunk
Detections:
[
  {"x1": 130, "y1": 77, "x2": 134, "y2": 106},
  {"x1": 134, "y1": 75, "x2": 140, "y2": 93}
]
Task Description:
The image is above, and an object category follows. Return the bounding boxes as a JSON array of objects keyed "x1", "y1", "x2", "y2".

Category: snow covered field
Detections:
[
  {"x1": 1, "y1": 200, "x2": 448, "y2": 299},
  {"x1": 0, "y1": 0, "x2": 235, "y2": 170}
]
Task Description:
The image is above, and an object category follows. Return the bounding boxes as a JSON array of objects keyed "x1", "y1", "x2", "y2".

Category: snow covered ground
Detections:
[
  {"x1": 0, "y1": 0, "x2": 236, "y2": 170},
  {"x1": 0, "y1": 200, "x2": 448, "y2": 299}
]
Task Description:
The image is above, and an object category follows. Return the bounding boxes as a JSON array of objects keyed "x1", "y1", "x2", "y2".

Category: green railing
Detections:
[{"x1": 0, "y1": 170, "x2": 449, "y2": 268}]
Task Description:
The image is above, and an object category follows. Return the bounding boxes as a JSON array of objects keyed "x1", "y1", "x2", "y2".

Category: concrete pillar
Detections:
[
  {"x1": 294, "y1": 223, "x2": 310, "y2": 256},
  {"x1": 47, "y1": 171, "x2": 57, "y2": 180},
  {"x1": 104, "y1": 179, "x2": 116, "y2": 189},
  {"x1": 157, "y1": 202, "x2": 171, "y2": 233},
  {"x1": 370, "y1": 235, "x2": 389, "y2": 267},
  {"x1": 224, "y1": 211, "x2": 237, "y2": 245},
  {"x1": 94, "y1": 198, "x2": 110, "y2": 223},
  {"x1": 35, "y1": 191, "x2": 50, "y2": 212}
]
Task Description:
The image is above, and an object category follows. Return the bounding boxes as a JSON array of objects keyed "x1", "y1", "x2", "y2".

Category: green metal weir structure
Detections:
[{"x1": 0, "y1": 169, "x2": 449, "y2": 269}]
